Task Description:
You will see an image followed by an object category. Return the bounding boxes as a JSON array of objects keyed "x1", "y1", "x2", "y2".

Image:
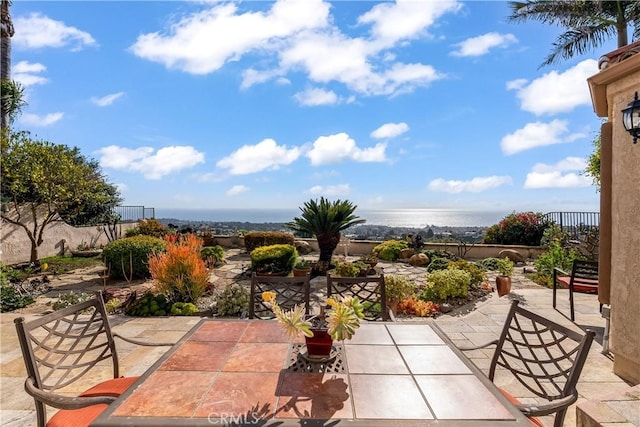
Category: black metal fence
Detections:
[
  {"x1": 113, "y1": 206, "x2": 155, "y2": 223},
  {"x1": 542, "y1": 211, "x2": 600, "y2": 240}
]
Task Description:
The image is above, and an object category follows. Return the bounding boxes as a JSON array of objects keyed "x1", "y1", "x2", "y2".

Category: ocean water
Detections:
[{"x1": 156, "y1": 208, "x2": 509, "y2": 228}]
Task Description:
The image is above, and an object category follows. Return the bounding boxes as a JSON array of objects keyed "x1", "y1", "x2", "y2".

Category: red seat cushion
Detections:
[
  {"x1": 47, "y1": 376, "x2": 139, "y2": 427},
  {"x1": 79, "y1": 376, "x2": 139, "y2": 397},
  {"x1": 556, "y1": 277, "x2": 598, "y2": 294},
  {"x1": 47, "y1": 404, "x2": 109, "y2": 427},
  {"x1": 499, "y1": 388, "x2": 545, "y2": 427}
]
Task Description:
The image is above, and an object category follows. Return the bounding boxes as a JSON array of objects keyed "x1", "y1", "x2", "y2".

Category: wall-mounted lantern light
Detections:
[{"x1": 621, "y1": 91, "x2": 640, "y2": 144}]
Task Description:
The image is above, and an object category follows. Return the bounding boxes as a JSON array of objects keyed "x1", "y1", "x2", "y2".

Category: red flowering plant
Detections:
[{"x1": 483, "y1": 211, "x2": 550, "y2": 246}]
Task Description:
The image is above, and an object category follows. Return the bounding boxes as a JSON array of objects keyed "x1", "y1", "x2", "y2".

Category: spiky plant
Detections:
[{"x1": 286, "y1": 198, "x2": 365, "y2": 273}]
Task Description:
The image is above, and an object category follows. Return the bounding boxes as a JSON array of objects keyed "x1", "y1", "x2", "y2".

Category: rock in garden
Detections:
[
  {"x1": 498, "y1": 249, "x2": 525, "y2": 264},
  {"x1": 408, "y1": 253, "x2": 430, "y2": 267},
  {"x1": 295, "y1": 240, "x2": 313, "y2": 255},
  {"x1": 440, "y1": 303, "x2": 452, "y2": 313},
  {"x1": 400, "y1": 248, "x2": 415, "y2": 259}
]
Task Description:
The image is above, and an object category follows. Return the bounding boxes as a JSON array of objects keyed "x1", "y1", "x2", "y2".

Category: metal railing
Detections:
[
  {"x1": 113, "y1": 206, "x2": 155, "y2": 223},
  {"x1": 543, "y1": 211, "x2": 600, "y2": 240}
]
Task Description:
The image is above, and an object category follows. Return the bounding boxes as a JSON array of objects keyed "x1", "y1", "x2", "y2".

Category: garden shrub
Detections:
[
  {"x1": 215, "y1": 284, "x2": 249, "y2": 316},
  {"x1": 372, "y1": 240, "x2": 408, "y2": 261},
  {"x1": 534, "y1": 241, "x2": 581, "y2": 283},
  {"x1": 483, "y1": 211, "x2": 550, "y2": 246},
  {"x1": 170, "y1": 302, "x2": 198, "y2": 316},
  {"x1": 125, "y1": 292, "x2": 171, "y2": 316},
  {"x1": 384, "y1": 275, "x2": 415, "y2": 302},
  {"x1": 477, "y1": 257, "x2": 501, "y2": 271},
  {"x1": 398, "y1": 296, "x2": 439, "y2": 317},
  {"x1": 426, "y1": 257, "x2": 450, "y2": 272},
  {"x1": 201, "y1": 245, "x2": 225, "y2": 267},
  {"x1": 0, "y1": 276, "x2": 34, "y2": 312},
  {"x1": 250, "y1": 244, "x2": 298, "y2": 273},
  {"x1": 102, "y1": 236, "x2": 167, "y2": 280},
  {"x1": 334, "y1": 261, "x2": 360, "y2": 277},
  {"x1": 51, "y1": 292, "x2": 92, "y2": 311},
  {"x1": 423, "y1": 249, "x2": 456, "y2": 261},
  {"x1": 149, "y1": 234, "x2": 210, "y2": 304},
  {"x1": 423, "y1": 269, "x2": 471, "y2": 300},
  {"x1": 244, "y1": 231, "x2": 295, "y2": 252},
  {"x1": 447, "y1": 260, "x2": 486, "y2": 287},
  {"x1": 105, "y1": 298, "x2": 122, "y2": 314},
  {"x1": 124, "y1": 218, "x2": 168, "y2": 238}
]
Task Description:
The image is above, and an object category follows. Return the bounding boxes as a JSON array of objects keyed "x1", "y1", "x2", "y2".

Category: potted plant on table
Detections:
[
  {"x1": 495, "y1": 257, "x2": 514, "y2": 297},
  {"x1": 292, "y1": 259, "x2": 312, "y2": 277},
  {"x1": 384, "y1": 275, "x2": 414, "y2": 316},
  {"x1": 262, "y1": 292, "x2": 364, "y2": 358}
]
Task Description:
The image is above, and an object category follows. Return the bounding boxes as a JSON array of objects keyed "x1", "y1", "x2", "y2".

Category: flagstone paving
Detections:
[{"x1": 0, "y1": 250, "x2": 634, "y2": 426}]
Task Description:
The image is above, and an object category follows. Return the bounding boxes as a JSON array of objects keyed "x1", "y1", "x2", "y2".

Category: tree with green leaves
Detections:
[
  {"x1": 508, "y1": 0, "x2": 640, "y2": 68},
  {"x1": 1, "y1": 0, "x2": 19, "y2": 130},
  {"x1": 1, "y1": 130, "x2": 122, "y2": 262},
  {"x1": 286, "y1": 198, "x2": 365, "y2": 273},
  {"x1": 584, "y1": 133, "x2": 601, "y2": 189}
]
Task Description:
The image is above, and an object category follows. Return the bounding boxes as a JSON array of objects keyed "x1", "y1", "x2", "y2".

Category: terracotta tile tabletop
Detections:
[{"x1": 91, "y1": 320, "x2": 531, "y2": 426}]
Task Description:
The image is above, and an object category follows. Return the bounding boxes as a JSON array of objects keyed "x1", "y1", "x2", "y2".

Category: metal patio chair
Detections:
[
  {"x1": 553, "y1": 260, "x2": 600, "y2": 321},
  {"x1": 460, "y1": 300, "x2": 594, "y2": 427},
  {"x1": 326, "y1": 273, "x2": 390, "y2": 321},
  {"x1": 249, "y1": 272, "x2": 311, "y2": 319},
  {"x1": 14, "y1": 292, "x2": 174, "y2": 427}
]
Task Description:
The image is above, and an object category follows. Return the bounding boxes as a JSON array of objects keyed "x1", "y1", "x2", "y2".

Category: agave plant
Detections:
[{"x1": 286, "y1": 198, "x2": 365, "y2": 273}]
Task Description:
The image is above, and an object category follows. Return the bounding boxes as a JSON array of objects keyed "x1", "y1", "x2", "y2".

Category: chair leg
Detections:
[
  {"x1": 552, "y1": 273, "x2": 557, "y2": 308},
  {"x1": 569, "y1": 287, "x2": 575, "y2": 322}
]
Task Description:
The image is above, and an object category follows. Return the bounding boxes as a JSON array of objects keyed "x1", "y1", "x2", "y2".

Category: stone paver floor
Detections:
[{"x1": 0, "y1": 250, "x2": 633, "y2": 426}]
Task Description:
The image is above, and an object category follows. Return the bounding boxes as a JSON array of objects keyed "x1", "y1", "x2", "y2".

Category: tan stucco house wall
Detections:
[{"x1": 588, "y1": 51, "x2": 640, "y2": 384}]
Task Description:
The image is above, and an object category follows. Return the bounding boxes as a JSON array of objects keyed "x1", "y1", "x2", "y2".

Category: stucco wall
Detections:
[
  {"x1": 0, "y1": 220, "x2": 137, "y2": 265},
  {"x1": 589, "y1": 54, "x2": 640, "y2": 384}
]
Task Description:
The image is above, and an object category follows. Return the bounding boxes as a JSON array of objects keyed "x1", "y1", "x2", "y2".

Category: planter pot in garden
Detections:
[
  {"x1": 496, "y1": 276, "x2": 512, "y2": 297},
  {"x1": 304, "y1": 328, "x2": 333, "y2": 359},
  {"x1": 292, "y1": 268, "x2": 311, "y2": 277}
]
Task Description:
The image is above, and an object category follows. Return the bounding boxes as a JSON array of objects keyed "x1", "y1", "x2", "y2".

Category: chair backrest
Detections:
[
  {"x1": 326, "y1": 273, "x2": 389, "y2": 320},
  {"x1": 249, "y1": 273, "x2": 311, "y2": 319},
  {"x1": 488, "y1": 300, "x2": 594, "y2": 427},
  {"x1": 570, "y1": 260, "x2": 599, "y2": 289},
  {"x1": 14, "y1": 292, "x2": 118, "y2": 425}
]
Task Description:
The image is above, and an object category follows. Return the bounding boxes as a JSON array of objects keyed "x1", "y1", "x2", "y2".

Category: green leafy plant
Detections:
[
  {"x1": 51, "y1": 292, "x2": 92, "y2": 311},
  {"x1": 244, "y1": 231, "x2": 296, "y2": 252},
  {"x1": 477, "y1": 257, "x2": 501, "y2": 271},
  {"x1": 125, "y1": 292, "x2": 171, "y2": 316},
  {"x1": 372, "y1": 240, "x2": 408, "y2": 261},
  {"x1": 104, "y1": 298, "x2": 122, "y2": 314},
  {"x1": 496, "y1": 257, "x2": 514, "y2": 277},
  {"x1": 201, "y1": 245, "x2": 225, "y2": 267},
  {"x1": 124, "y1": 218, "x2": 168, "y2": 238},
  {"x1": 0, "y1": 268, "x2": 34, "y2": 312},
  {"x1": 447, "y1": 260, "x2": 487, "y2": 287},
  {"x1": 250, "y1": 244, "x2": 298, "y2": 274},
  {"x1": 294, "y1": 259, "x2": 312, "y2": 269},
  {"x1": 170, "y1": 302, "x2": 198, "y2": 316},
  {"x1": 334, "y1": 261, "x2": 360, "y2": 278},
  {"x1": 384, "y1": 275, "x2": 415, "y2": 303},
  {"x1": 426, "y1": 257, "x2": 450, "y2": 272},
  {"x1": 215, "y1": 284, "x2": 249, "y2": 316},
  {"x1": 424, "y1": 269, "x2": 471, "y2": 301},
  {"x1": 102, "y1": 236, "x2": 167, "y2": 280}
]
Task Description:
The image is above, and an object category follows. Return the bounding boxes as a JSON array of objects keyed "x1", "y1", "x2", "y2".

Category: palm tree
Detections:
[
  {"x1": 508, "y1": 0, "x2": 640, "y2": 67},
  {"x1": 1, "y1": 0, "x2": 16, "y2": 129},
  {"x1": 286, "y1": 198, "x2": 366, "y2": 273}
]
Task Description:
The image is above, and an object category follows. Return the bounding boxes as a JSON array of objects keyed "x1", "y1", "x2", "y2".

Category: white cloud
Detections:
[
  {"x1": 226, "y1": 185, "x2": 249, "y2": 196},
  {"x1": 508, "y1": 59, "x2": 598, "y2": 115},
  {"x1": 505, "y1": 78, "x2": 527, "y2": 91},
  {"x1": 14, "y1": 13, "x2": 96, "y2": 50},
  {"x1": 130, "y1": 0, "x2": 330, "y2": 75},
  {"x1": 98, "y1": 145, "x2": 205, "y2": 179},
  {"x1": 370, "y1": 122, "x2": 409, "y2": 139},
  {"x1": 524, "y1": 157, "x2": 592, "y2": 189},
  {"x1": 294, "y1": 88, "x2": 339, "y2": 106},
  {"x1": 13, "y1": 61, "x2": 48, "y2": 87},
  {"x1": 91, "y1": 92, "x2": 125, "y2": 107},
  {"x1": 216, "y1": 138, "x2": 300, "y2": 175},
  {"x1": 306, "y1": 184, "x2": 351, "y2": 196},
  {"x1": 428, "y1": 175, "x2": 512, "y2": 193},
  {"x1": 450, "y1": 32, "x2": 517, "y2": 57},
  {"x1": 20, "y1": 112, "x2": 64, "y2": 126},
  {"x1": 306, "y1": 132, "x2": 387, "y2": 165},
  {"x1": 501, "y1": 119, "x2": 586, "y2": 155},
  {"x1": 357, "y1": 0, "x2": 462, "y2": 46}
]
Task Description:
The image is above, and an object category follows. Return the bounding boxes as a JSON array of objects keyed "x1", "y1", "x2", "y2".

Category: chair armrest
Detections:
[
  {"x1": 516, "y1": 394, "x2": 577, "y2": 417},
  {"x1": 458, "y1": 339, "x2": 498, "y2": 351},
  {"x1": 25, "y1": 377, "x2": 116, "y2": 410},
  {"x1": 553, "y1": 267, "x2": 569, "y2": 277},
  {"x1": 113, "y1": 332, "x2": 174, "y2": 347}
]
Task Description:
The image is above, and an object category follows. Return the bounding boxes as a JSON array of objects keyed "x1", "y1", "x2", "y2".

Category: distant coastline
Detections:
[{"x1": 155, "y1": 208, "x2": 509, "y2": 228}]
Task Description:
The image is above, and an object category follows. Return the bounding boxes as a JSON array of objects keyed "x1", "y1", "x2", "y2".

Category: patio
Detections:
[{"x1": 0, "y1": 255, "x2": 634, "y2": 427}]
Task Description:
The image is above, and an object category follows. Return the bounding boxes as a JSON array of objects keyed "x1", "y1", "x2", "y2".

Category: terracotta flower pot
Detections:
[
  {"x1": 292, "y1": 268, "x2": 311, "y2": 277},
  {"x1": 496, "y1": 276, "x2": 512, "y2": 297}
]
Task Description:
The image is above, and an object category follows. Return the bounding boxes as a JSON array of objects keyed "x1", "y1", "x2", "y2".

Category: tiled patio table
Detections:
[{"x1": 90, "y1": 319, "x2": 531, "y2": 427}]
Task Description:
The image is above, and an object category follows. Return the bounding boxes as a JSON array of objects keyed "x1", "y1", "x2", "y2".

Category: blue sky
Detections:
[{"x1": 10, "y1": 0, "x2": 610, "y2": 214}]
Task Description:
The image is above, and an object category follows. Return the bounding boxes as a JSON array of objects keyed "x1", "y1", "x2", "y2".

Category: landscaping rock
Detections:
[
  {"x1": 295, "y1": 240, "x2": 313, "y2": 255},
  {"x1": 400, "y1": 248, "x2": 415, "y2": 259},
  {"x1": 408, "y1": 253, "x2": 430, "y2": 267},
  {"x1": 498, "y1": 249, "x2": 525, "y2": 264}
]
